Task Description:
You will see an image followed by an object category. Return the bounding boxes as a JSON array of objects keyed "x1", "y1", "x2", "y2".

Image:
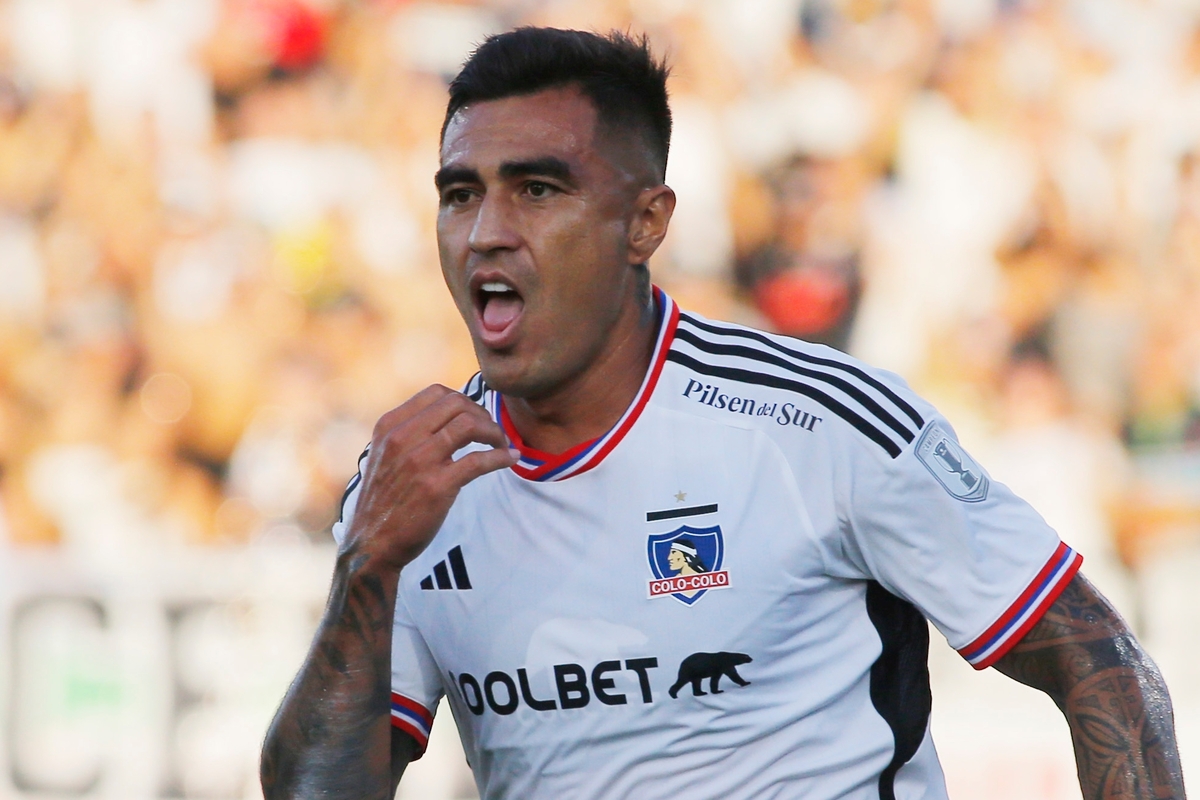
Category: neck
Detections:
[{"x1": 503, "y1": 291, "x2": 658, "y2": 455}]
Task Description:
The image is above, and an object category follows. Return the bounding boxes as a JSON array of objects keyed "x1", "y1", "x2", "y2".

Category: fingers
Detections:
[
  {"x1": 345, "y1": 385, "x2": 516, "y2": 573},
  {"x1": 448, "y1": 445, "x2": 519, "y2": 486},
  {"x1": 411, "y1": 402, "x2": 513, "y2": 490},
  {"x1": 435, "y1": 407, "x2": 509, "y2": 454},
  {"x1": 370, "y1": 385, "x2": 512, "y2": 481},
  {"x1": 372, "y1": 384, "x2": 455, "y2": 442},
  {"x1": 412, "y1": 390, "x2": 498, "y2": 438},
  {"x1": 378, "y1": 387, "x2": 498, "y2": 445}
]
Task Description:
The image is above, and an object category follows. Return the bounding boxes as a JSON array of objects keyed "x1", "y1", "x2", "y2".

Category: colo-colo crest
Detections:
[{"x1": 646, "y1": 525, "x2": 731, "y2": 605}]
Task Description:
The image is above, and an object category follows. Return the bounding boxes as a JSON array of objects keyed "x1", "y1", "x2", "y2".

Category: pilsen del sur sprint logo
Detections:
[{"x1": 647, "y1": 525, "x2": 731, "y2": 605}]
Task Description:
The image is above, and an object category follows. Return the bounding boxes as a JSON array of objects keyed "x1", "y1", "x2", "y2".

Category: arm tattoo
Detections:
[
  {"x1": 260, "y1": 552, "x2": 415, "y2": 800},
  {"x1": 994, "y1": 574, "x2": 1187, "y2": 800}
]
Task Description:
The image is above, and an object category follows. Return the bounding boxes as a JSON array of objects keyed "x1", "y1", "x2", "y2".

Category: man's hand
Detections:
[
  {"x1": 261, "y1": 385, "x2": 515, "y2": 800},
  {"x1": 994, "y1": 573, "x2": 1187, "y2": 800},
  {"x1": 343, "y1": 384, "x2": 516, "y2": 571}
]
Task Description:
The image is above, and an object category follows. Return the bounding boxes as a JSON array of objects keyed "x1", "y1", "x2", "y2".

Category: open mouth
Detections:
[{"x1": 475, "y1": 280, "x2": 525, "y2": 345}]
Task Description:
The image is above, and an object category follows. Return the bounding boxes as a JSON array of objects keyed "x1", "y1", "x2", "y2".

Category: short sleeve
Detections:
[
  {"x1": 330, "y1": 445, "x2": 370, "y2": 549},
  {"x1": 329, "y1": 444, "x2": 444, "y2": 755},
  {"x1": 840, "y1": 414, "x2": 1082, "y2": 670},
  {"x1": 389, "y1": 590, "x2": 444, "y2": 757}
]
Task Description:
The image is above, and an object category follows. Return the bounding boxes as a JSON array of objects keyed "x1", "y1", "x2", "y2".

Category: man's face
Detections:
[
  {"x1": 667, "y1": 548, "x2": 686, "y2": 572},
  {"x1": 436, "y1": 85, "x2": 649, "y2": 399}
]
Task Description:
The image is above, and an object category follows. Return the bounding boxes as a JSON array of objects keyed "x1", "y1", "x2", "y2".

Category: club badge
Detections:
[{"x1": 646, "y1": 525, "x2": 730, "y2": 605}]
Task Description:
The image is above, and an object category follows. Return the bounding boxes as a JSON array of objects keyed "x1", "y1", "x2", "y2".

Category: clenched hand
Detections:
[{"x1": 342, "y1": 384, "x2": 518, "y2": 573}]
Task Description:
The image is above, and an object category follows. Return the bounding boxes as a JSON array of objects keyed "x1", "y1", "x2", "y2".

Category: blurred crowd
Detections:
[{"x1": 1, "y1": 0, "x2": 1199, "y2": 609}]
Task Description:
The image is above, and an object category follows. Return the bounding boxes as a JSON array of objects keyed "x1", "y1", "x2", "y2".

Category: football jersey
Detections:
[{"x1": 331, "y1": 288, "x2": 1081, "y2": 800}]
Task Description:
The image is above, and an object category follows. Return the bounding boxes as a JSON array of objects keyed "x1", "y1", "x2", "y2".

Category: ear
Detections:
[{"x1": 627, "y1": 184, "x2": 676, "y2": 265}]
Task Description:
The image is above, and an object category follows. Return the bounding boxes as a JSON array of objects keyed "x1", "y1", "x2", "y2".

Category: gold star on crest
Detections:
[{"x1": 675, "y1": 491, "x2": 687, "y2": 502}]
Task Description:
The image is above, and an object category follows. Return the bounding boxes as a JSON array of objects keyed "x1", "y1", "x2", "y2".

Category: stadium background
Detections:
[{"x1": 0, "y1": 0, "x2": 1198, "y2": 797}]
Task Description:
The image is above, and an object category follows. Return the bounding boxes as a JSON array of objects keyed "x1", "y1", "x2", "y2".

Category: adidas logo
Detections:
[{"x1": 420, "y1": 545, "x2": 472, "y2": 591}]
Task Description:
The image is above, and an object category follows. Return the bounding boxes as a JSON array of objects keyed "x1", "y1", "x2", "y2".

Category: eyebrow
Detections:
[
  {"x1": 498, "y1": 157, "x2": 573, "y2": 184},
  {"x1": 435, "y1": 157, "x2": 575, "y2": 192},
  {"x1": 434, "y1": 166, "x2": 481, "y2": 191}
]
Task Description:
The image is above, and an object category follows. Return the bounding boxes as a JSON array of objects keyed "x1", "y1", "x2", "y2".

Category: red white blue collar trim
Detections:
[{"x1": 488, "y1": 287, "x2": 679, "y2": 482}]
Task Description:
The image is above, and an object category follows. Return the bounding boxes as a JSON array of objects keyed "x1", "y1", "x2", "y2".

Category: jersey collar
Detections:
[{"x1": 488, "y1": 287, "x2": 680, "y2": 482}]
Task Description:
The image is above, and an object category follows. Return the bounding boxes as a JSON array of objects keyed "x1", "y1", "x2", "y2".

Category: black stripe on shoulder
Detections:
[
  {"x1": 674, "y1": 327, "x2": 917, "y2": 444},
  {"x1": 462, "y1": 372, "x2": 486, "y2": 402},
  {"x1": 678, "y1": 314, "x2": 924, "y2": 430},
  {"x1": 336, "y1": 445, "x2": 370, "y2": 523},
  {"x1": 667, "y1": 350, "x2": 904, "y2": 458}
]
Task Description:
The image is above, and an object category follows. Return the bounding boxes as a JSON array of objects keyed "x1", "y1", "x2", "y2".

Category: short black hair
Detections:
[{"x1": 443, "y1": 28, "x2": 672, "y2": 180}]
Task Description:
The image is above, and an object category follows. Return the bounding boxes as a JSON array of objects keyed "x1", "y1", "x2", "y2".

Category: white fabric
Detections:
[{"x1": 332, "y1": 297, "x2": 1072, "y2": 800}]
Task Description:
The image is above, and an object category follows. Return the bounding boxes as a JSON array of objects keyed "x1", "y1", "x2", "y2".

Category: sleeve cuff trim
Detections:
[
  {"x1": 958, "y1": 542, "x2": 1083, "y2": 670},
  {"x1": 390, "y1": 692, "x2": 433, "y2": 756}
]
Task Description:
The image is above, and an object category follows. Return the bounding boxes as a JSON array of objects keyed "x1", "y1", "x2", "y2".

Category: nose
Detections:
[{"x1": 468, "y1": 193, "x2": 520, "y2": 254}]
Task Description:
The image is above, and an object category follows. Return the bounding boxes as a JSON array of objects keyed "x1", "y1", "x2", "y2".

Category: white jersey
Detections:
[{"x1": 332, "y1": 289, "x2": 1081, "y2": 800}]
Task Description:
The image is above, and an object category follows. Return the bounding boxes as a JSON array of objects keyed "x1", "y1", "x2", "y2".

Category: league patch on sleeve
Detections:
[{"x1": 915, "y1": 422, "x2": 989, "y2": 503}]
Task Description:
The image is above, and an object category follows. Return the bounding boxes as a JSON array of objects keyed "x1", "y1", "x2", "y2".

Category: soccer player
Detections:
[{"x1": 260, "y1": 28, "x2": 1187, "y2": 800}]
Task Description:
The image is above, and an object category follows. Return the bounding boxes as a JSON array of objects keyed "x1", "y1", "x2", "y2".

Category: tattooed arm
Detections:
[
  {"x1": 260, "y1": 386, "x2": 515, "y2": 800},
  {"x1": 993, "y1": 573, "x2": 1187, "y2": 799}
]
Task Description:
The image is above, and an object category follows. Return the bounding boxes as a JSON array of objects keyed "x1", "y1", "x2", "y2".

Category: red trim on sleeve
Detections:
[
  {"x1": 389, "y1": 691, "x2": 433, "y2": 757},
  {"x1": 389, "y1": 715, "x2": 429, "y2": 758},
  {"x1": 959, "y1": 543, "x2": 1083, "y2": 670},
  {"x1": 390, "y1": 692, "x2": 434, "y2": 727}
]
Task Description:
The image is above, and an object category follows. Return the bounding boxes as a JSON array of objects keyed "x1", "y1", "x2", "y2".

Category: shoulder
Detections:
[{"x1": 664, "y1": 310, "x2": 932, "y2": 461}]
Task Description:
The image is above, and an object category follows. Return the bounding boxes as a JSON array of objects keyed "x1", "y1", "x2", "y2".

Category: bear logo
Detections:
[{"x1": 668, "y1": 651, "x2": 752, "y2": 698}]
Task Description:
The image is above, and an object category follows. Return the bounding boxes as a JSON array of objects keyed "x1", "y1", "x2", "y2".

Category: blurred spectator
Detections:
[
  {"x1": 735, "y1": 156, "x2": 865, "y2": 350},
  {"x1": 985, "y1": 334, "x2": 1137, "y2": 616},
  {"x1": 0, "y1": 0, "x2": 1195, "y2": 592}
]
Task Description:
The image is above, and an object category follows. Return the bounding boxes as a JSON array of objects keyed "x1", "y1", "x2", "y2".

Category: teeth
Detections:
[{"x1": 480, "y1": 281, "x2": 514, "y2": 293}]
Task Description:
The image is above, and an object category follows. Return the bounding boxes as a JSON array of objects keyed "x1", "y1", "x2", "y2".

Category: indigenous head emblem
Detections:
[
  {"x1": 647, "y1": 525, "x2": 731, "y2": 605},
  {"x1": 916, "y1": 422, "x2": 989, "y2": 503}
]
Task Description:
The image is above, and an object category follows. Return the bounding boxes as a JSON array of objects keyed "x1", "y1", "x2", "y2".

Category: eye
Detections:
[
  {"x1": 443, "y1": 188, "x2": 475, "y2": 206},
  {"x1": 526, "y1": 181, "x2": 553, "y2": 198}
]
